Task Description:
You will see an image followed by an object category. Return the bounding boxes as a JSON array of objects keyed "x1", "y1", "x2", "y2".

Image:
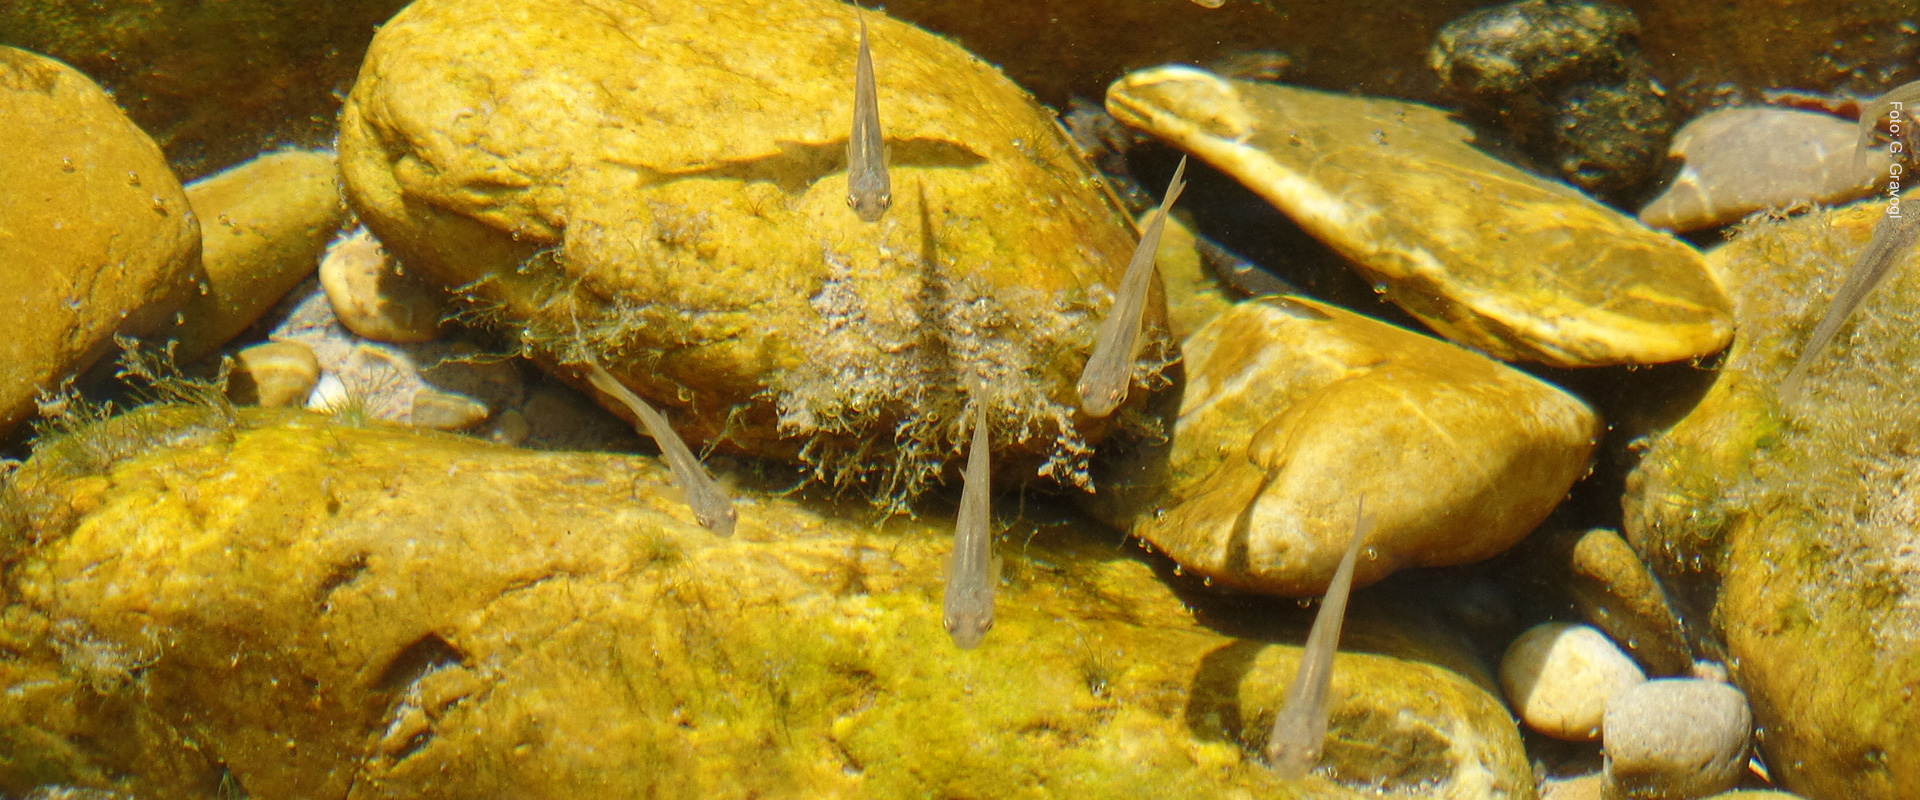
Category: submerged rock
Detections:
[
  {"x1": 175, "y1": 149, "x2": 346, "y2": 362},
  {"x1": 228, "y1": 341, "x2": 320, "y2": 408},
  {"x1": 0, "y1": 46, "x2": 203, "y2": 438},
  {"x1": 1429, "y1": 0, "x2": 1671, "y2": 201},
  {"x1": 0, "y1": 407, "x2": 1532, "y2": 799},
  {"x1": 1561, "y1": 528, "x2": 1691, "y2": 677},
  {"x1": 1500, "y1": 622, "x2": 1644, "y2": 742},
  {"x1": 1601, "y1": 679, "x2": 1752, "y2": 800},
  {"x1": 1639, "y1": 108, "x2": 1888, "y2": 233},
  {"x1": 1090, "y1": 296, "x2": 1598, "y2": 596},
  {"x1": 1106, "y1": 66, "x2": 1731, "y2": 368},
  {"x1": 317, "y1": 227, "x2": 447, "y2": 344},
  {"x1": 338, "y1": 0, "x2": 1156, "y2": 504},
  {"x1": 1624, "y1": 202, "x2": 1920, "y2": 800},
  {"x1": 0, "y1": 0, "x2": 409, "y2": 178}
]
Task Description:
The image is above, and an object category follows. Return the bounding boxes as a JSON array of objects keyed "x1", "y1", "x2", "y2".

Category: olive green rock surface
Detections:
[
  {"x1": 338, "y1": 0, "x2": 1155, "y2": 503},
  {"x1": 1624, "y1": 203, "x2": 1920, "y2": 800},
  {"x1": 175, "y1": 149, "x2": 346, "y2": 362},
  {"x1": 1561, "y1": 528, "x2": 1690, "y2": 677},
  {"x1": 1106, "y1": 66, "x2": 1732, "y2": 368},
  {"x1": 0, "y1": 46, "x2": 202, "y2": 439},
  {"x1": 1090, "y1": 296, "x2": 1599, "y2": 597},
  {"x1": 0, "y1": 407, "x2": 1532, "y2": 799}
]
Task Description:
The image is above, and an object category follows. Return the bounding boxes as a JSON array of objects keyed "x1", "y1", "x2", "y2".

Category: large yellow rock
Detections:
[
  {"x1": 337, "y1": 0, "x2": 1157, "y2": 503},
  {"x1": 0, "y1": 407, "x2": 1533, "y2": 799},
  {"x1": 1106, "y1": 66, "x2": 1732, "y2": 368},
  {"x1": 0, "y1": 47, "x2": 202, "y2": 436},
  {"x1": 1092, "y1": 296, "x2": 1599, "y2": 596}
]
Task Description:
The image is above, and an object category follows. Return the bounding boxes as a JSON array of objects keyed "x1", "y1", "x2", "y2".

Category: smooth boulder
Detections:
[
  {"x1": 0, "y1": 47, "x2": 202, "y2": 437},
  {"x1": 1091, "y1": 296, "x2": 1600, "y2": 596},
  {"x1": 1106, "y1": 65, "x2": 1732, "y2": 368}
]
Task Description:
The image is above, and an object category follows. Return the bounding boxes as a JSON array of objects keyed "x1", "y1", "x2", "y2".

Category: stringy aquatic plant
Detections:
[
  {"x1": 455, "y1": 242, "x2": 1170, "y2": 513},
  {"x1": 4, "y1": 338, "x2": 243, "y2": 553}
]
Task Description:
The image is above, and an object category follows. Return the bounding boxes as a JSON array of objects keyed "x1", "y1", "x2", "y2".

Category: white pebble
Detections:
[
  {"x1": 1602, "y1": 678, "x2": 1752, "y2": 800},
  {"x1": 1500, "y1": 622, "x2": 1646, "y2": 741}
]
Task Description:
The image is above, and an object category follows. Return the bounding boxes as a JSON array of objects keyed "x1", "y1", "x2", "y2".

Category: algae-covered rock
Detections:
[
  {"x1": 1624, "y1": 202, "x2": 1920, "y2": 800},
  {"x1": 1563, "y1": 528, "x2": 1690, "y2": 677},
  {"x1": 337, "y1": 0, "x2": 1155, "y2": 503},
  {"x1": 1091, "y1": 296, "x2": 1599, "y2": 597},
  {"x1": 1106, "y1": 65, "x2": 1732, "y2": 368},
  {"x1": 0, "y1": 406, "x2": 1532, "y2": 799},
  {"x1": 0, "y1": 46, "x2": 203, "y2": 438}
]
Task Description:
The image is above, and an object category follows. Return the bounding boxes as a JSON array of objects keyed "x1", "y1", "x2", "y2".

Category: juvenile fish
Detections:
[
  {"x1": 1076, "y1": 155, "x2": 1188, "y2": 417},
  {"x1": 1265, "y1": 496, "x2": 1374, "y2": 778},
  {"x1": 943, "y1": 398, "x2": 998, "y2": 649},
  {"x1": 1780, "y1": 210, "x2": 1920, "y2": 399},
  {"x1": 584, "y1": 363, "x2": 737, "y2": 537},
  {"x1": 845, "y1": 5, "x2": 891, "y2": 222}
]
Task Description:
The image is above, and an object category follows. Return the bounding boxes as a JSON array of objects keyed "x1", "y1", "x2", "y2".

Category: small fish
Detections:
[
  {"x1": 943, "y1": 398, "x2": 998, "y2": 649},
  {"x1": 1780, "y1": 211, "x2": 1920, "y2": 398},
  {"x1": 1781, "y1": 83, "x2": 1920, "y2": 400},
  {"x1": 845, "y1": 4, "x2": 891, "y2": 222},
  {"x1": 584, "y1": 362, "x2": 737, "y2": 537},
  {"x1": 1265, "y1": 496, "x2": 1374, "y2": 778},
  {"x1": 1076, "y1": 155, "x2": 1188, "y2": 417}
]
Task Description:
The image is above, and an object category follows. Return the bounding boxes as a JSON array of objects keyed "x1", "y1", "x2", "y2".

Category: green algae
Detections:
[
  {"x1": 1624, "y1": 202, "x2": 1920, "y2": 798},
  {"x1": 0, "y1": 411, "x2": 1529, "y2": 799}
]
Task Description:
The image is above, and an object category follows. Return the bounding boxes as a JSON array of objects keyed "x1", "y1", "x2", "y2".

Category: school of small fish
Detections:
[
  {"x1": 1781, "y1": 80, "x2": 1920, "y2": 400},
  {"x1": 577, "y1": 3, "x2": 1359, "y2": 773}
]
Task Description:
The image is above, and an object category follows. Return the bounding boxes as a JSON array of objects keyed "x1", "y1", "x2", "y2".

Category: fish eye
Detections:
[
  {"x1": 845, "y1": 195, "x2": 858, "y2": 209},
  {"x1": 878, "y1": 192, "x2": 892, "y2": 207}
]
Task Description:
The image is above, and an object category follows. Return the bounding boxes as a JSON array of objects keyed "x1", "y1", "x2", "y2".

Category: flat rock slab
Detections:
[
  {"x1": 1090, "y1": 296, "x2": 1599, "y2": 597},
  {"x1": 0, "y1": 407, "x2": 1533, "y2": 800},
  {"x1": 1639, "y1": 107, "x2": 1887, "y2": 233},
  {"x1": 1106, "y1": 65, "x2": 1733, "y2": 368}
]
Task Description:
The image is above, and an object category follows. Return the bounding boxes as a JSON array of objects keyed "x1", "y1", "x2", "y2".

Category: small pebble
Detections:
[
  {"x1": 487, "y1": 408, "x2": 532, "y2": 446},
  {"x1": 307, "y1": 373, "x2": 351, "y2": 414},
  {"x1": 1638, "y1": 107, "x2": 1887, "y2": 232},
  {"x1": 1567, "y1": 528, "x2": 1690, "y2": 676},
  {"x1": 317, "y1": 226, "x2": 447, "y2": 344},
  {"x1": 1543, "y1": 773, "x2": 1605, "y2": 800},
  {"x1": 229, "y1": 341, "x2": 321, "y2": 408},
  {"x1": 1602, "y1": 678, "x2": 1752, "y2": 800},
  {"x1": 1501, "y1": 622, "x2": 1646, "y2": 741},
  {"x1": 410, "y1": 388, "x2": 491, "y2": 431}
]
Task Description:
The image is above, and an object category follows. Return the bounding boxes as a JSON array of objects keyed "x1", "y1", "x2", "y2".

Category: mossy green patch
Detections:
[
  {"x1": 1625, "y1": 202, "x2": 1920, "y2": 799},
  {"x1": 1, "y1": 411, "x2": 1528, "y2": 799}
]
